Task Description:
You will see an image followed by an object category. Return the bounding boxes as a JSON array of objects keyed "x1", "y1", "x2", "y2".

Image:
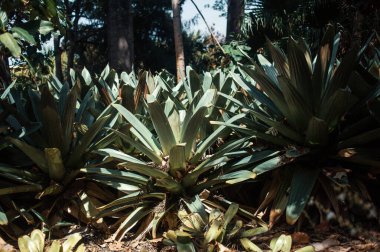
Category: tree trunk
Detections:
[
  {"x1": 0, "y1": 52, "x2": 11, "y2": 89},
  {"x1": 107, "y1": 0, "x2": 133, "y2": 73},
  {"x1": 54, "y1": 35, "x2": 64, "y2": 82},
  {"x1": 226, "y1": 0, "x2": 244, "y2": 40},
  {"x1": 172, "y1": 0, "x2": 185, "y2": 82}
]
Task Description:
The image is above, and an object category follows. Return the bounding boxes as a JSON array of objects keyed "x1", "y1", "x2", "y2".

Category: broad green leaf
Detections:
[
  {"x1": 169, "y1": 144, "x2": 186, "y2": 176},
  {"x1": 288, "y1": 38, "x2": 312, "y2": 109},
  {"x1": 193, "y1": 88, "x2": 217, "y2": 115},
  {"x1": 286, "y1": 166, "x2": 320, "y2": 225},
  {"x1": 320, "y1": 89, "x2": 354, "y2": 130},
  {"x1": 147, "y1": 95, "x2": 177, "y2": 155},
  {"x1": 11, "y1": 27, "x2": 36, "y2": 45},
  {"x1": 184, "y1": 195, "x2": 208, "y2": 223},
  {"x1": 270, "y1": 171, "x2": 291, "y2": 226},
  {"x1": 278, "y1": 76, "x2": 312, "y2": 131},
  {"x1": 18, "y1": 235, "x2": 38, "y2": 252},
  {"x1": 38, "y1": 20, "x2": 54, "y2": 35},
  {"x1": 97, "y1": 192, "x2": 164, "y2": 214},
  {"x1": 112, "y1": 104, "x2": 161, "y2": 156},
  {"x1": 118, "y1": 161, "x2": 170, "y2": 180},
  {"x1": 186, "y1": 66, "x2": 201, "y2": 96},
  {"x1": 0, "y1": 185, "x2": 43, "y2": 195},
  {"x1": 175, "y1": 233, "x2": 196, "y2": 252},
  {"x1": 0, "y1": 32, "x2": 21, "y2": 57},
  {"x1": 305, "y1": 117, "x2": 328, "y2": 146},
  {"x1": 324, "y1": 48, "x2": 358, "y2": 100},
  {"x1": 271, "y1": 234, "x2": 292, "y2": 252},
  {"x1": 113, "y1": 206, "x2": 152, "y2": 241},
  {"x1": 223, "y1": 203, "x2": 239, "y2": 231},
  {"x1": 338, "y1": 128, "x2": 380, "y2": 149},
  {"x1": 41, "y1": 87, "x2": 65, "y2": 152},
  {"x1": 257, "y1": 54, "x2": 279, "y2": 86},
  {"x1": 202, "y1": 72, "x2": 212, "y2": 92},
  {"x1": 231, "y1": 71, "x2": 282, "y2": 116},
  {"x1": 312, "y1": 26, "x2": 335, "y2": 106},
  {"x1": 111, "y1": 129, "x2": 162, "y2": 164},
  {"x1": 97, "y1": 148, "x2": 147, "y2": 165},
  {"x1": 241, "y1": 226, "x2": 268, "y2": 238},
  {"x1": 240, "y1": 238, "x2": 263, "y2": 252},
  {"x1": 45, "y1": 148, "x2": 65, "y2": 181},
  {"x1": 223, "y1": 150, "x2": 280, "y2": 174},
  {"x1": 62, "y1": 233, "x2": 83, "y2": 252},
  {"x1": 248, "y1": 110, "x2": 304, "y2": 144},
  {"x1": 66, "y1": 115, "x2": 110, "y2": 168},
  {"x1": 217, "y1": 170, "x2": 257, "y2": 184},
  {"x1": 204, "y1": 219, "x2": 223, "y2": 244},
  {"x1": 240, "y1": 65, "x2": 289, "y2": 118},
  {"x1": 81, "y1": 67, "x2": 92, "y2": 85},
  {"x1": 266, "y1": 38, "x2": 290, "y2": 79},
  {"x1": 181, "y1": 107, "x2": 208, "y2": 160},
  {"x1": 85, "y1": 175, "x2": 142, "y2": 192},
  {"x1": 183, "y1": 137, "x2": 251, "y2": 187},
  {"x1": 47, "y1": 240, "x2": 61, "y2": 252},
  {"x1": 62, "y1": 87, "x2": 78, "y2": 155},
  {"x1": 7, "y1": 137, "x2": 48, "y2": 173},
  {"x1": 155, "y1": 177, "x2": 183, "y2": 194},
  {"x1": 252, "y1": 155, "x2": 288, "y2": 175},
  {"x1": 30, "y1": 229, "x2": 45, "y2": 252},
  {"x1": 191, "y1": 113, "x2": 246, "y2": 164}
]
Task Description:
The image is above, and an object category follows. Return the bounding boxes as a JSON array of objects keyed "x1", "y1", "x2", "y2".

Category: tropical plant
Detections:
[
  {"x1": 222, "y1": 25, "x2": 380, "y2": 226},
  {"x1": 83, "y1": 76, "x2": 279, "y2": 240},
  {"x1": 163, "y1": 202, "x2": 269, "y2": 251},
  {"x1": 0, "y1": 75, "x2": 116, "y2": 238},
  {"x1": 18, "y1": 229, "x2": 84, "y2": 252}
]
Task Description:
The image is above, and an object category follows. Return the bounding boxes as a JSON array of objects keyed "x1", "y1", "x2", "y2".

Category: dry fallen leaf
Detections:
[
  {"x1": 292, "y1": 232, "x2": 310, "y2": 245},
  {"x1": 312, "y1": 238, "x2": 340, "y2": 251},
  {"x1": 0, "y1": 237, "x2": 16, "y2": 252}
]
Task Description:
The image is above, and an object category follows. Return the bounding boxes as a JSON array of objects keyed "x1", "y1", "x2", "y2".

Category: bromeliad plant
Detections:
[
  {"x1": 0, "y1": 79, "x2": 114, "y2": 238},
  {"x1": 163, "y1": 202, "x2": 269, "y2": 251},
  {"x1": 83, "y1": 88, "x2": 268, "y2": 240},
  {"x1": 224, "y1": 26, "x2": 380, "y2": 225}
]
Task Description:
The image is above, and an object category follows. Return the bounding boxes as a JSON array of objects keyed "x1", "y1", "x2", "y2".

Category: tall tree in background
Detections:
[
  {"x1": 107, "y1": 0, "x2": 133, "y2": 72},
  {"x1": 172, "y1": 0, "x2": 185, "y2": 82},
  {"x1": 226, "y1": 0, "x2": 244, "y2": 40}
]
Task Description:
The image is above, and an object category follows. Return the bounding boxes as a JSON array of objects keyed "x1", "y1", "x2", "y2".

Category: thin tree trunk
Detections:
[
  {"x1": 107, "y1": 0, "x2": 133, "y2": 72},
  {"x1": 226, "y1": 0, "x2": 244, "y2": 40},
  {"x1": 0, "y1": 52, "x2": 11, "y2": 88},
  {"x1": 352, "y1": 9, "x2": 364, "y2": 47},
  {"x1": 172, "y1": 0, "x2": 185, "y2": 82},
  {"x1": 54, "y1": 35, "x2": 64, "y2": 81},
  {"x1": 68, "y1": 0, "x2": 81, "y2": 73}
]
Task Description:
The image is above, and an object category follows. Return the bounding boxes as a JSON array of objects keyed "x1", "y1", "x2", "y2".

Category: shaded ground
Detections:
[{"x1": 1, "y1": 225, "x2": 379, "y2": 251}]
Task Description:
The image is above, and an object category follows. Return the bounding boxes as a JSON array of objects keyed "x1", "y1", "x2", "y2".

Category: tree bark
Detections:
[
  {"x1": 54, "y1": 35, "x2": 64, "y2": 82},
  {"x1": 107, "y1": 0, "x2": 133, "y2": 73},
  {"x1": 172, "y1": 0, "x2": 185, "y2": 82},
  {"x1": 226, "y1": 0, "x2": 244, "y2": 41},
  {"x1": 0, "y1": 52, "x2": 11, "y2": 89}
]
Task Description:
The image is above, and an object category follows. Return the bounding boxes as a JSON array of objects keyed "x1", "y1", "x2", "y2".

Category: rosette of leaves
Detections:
[
  {"x1": 83, "y1": 88, "x2": 273, "y2": 241},
  {"x1": 18, "y1": 229, "x2": 84, "y2": 252},
  {"x1": 0, "y1": 80, "x2": 114, "y2": 237},
  {"x1": 223, "y1": 26, "x2": 380, "y2": 225},
  {"x1": 163, "y1": 202, "x2": 269, "y2": 251}
]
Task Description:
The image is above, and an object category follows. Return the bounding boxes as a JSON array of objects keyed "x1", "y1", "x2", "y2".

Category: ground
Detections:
[{"x1": 2, "y1": 225, "x2": 379, "y2": 251}]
